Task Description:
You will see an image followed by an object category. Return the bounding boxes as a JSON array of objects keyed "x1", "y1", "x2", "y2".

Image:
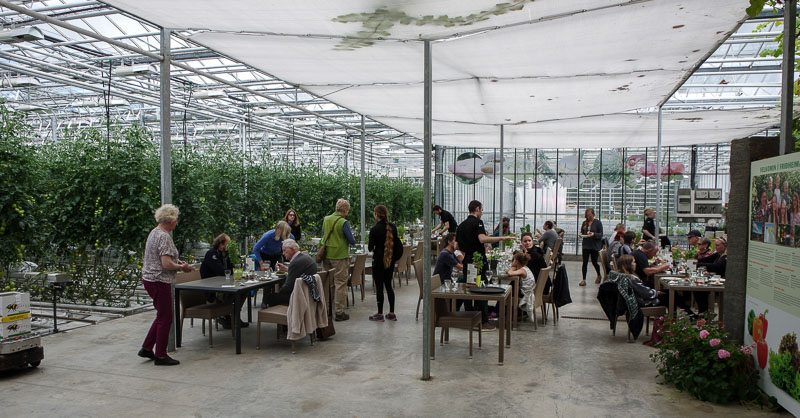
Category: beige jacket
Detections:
[{"x1": 287, "y1": 274, "x2": 328, "y2": 340}]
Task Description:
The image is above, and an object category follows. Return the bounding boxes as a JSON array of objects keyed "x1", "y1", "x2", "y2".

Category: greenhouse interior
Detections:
[{"x1": 1, "y1": 0, "x2": 799, "y2": 416}]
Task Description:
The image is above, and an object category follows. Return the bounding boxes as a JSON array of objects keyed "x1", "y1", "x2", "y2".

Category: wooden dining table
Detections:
[
  {"x1": 658, "y1": 277, "x2": 725, "y2": 320},
  {"x1": 175, "y1": 276, "x2": 282, "y2": 354},
  {"x1": 430, "y1": 283, "x2": 512, "y2": 364}
]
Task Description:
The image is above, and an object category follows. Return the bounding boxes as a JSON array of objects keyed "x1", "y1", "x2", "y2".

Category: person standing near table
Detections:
[
  {"x1": 432, "y1": 205, "x2": 457, "y2": 236},
  {"x1": 283, "y1": 208, "x2": 302, "y2": 243},
  {"x1": 455, "y1": 200, "x2": 511, "y2": 329},
  {"x1": 368, "y1": 205, "x2": 403, "y2": 322},
  {"x1": 139, "y1": 204, "x2": 192, "y2": 366},
  {"x1": 433, "y1": 233, "x2": 463, "y2": 285},
  {"x1": 642, "y1": 208, "x2": 657, "y2": 242},
  {"x1": 579, "y1": 208, "x2": 603, "y2": 286},
  {"x1": 253, "y1": 221, "x2": 294, "y2": 272},
  {"x1": 269, "y1": 239, "x2": 317, "y2": 307},
  {"x1": 322, "y1": 198, "x2": 356, "y2": 322}
]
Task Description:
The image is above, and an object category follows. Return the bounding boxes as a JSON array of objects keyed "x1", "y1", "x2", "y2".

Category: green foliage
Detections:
[
  {"x1": 747, "y1": 0, "x2": 770, "y2": 18},
  {"x1": 768, "y1": 333, "x2": 800, "y2": 401},
  {"x1": 650, "y1": 312, "x2": 771, "y2": 405},
  {"x1": 472, "y1": 251, "x2": 483, "y2": 273},
  {"x1": 0, "y1": 102, "x2": 41, "y2": 268},
  {"x1": 0, "y1": 105, "x2": 423, "y2": 306}
]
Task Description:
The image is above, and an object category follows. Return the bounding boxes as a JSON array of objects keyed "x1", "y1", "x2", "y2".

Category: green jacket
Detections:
[{"x1": 322, "y1": 212, "x2": 348, "y2": 260}]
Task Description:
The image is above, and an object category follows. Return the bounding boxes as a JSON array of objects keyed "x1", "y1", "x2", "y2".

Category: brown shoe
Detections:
[{"x1": 335, "y1": 312, "x2": 350, "y2": 321}]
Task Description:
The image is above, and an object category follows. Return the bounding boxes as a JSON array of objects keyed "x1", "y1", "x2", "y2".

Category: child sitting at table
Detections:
[{"x1": 505, "y1": 252, "x2": 536, "y2": 317}]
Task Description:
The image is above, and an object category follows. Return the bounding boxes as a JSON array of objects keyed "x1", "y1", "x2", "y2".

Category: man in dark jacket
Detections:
[{"x1": 269, "y1": 239, "x2": 318, "y2": 307}]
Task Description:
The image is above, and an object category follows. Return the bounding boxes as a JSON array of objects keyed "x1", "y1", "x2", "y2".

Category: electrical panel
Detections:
[{"x1": 676, "y1": 188, "x2": 724, "y2": 224}]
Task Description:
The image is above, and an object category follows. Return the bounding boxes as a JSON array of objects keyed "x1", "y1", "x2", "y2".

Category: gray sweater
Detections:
[
  {"x1": 540, "y1": 229, "x2": 558, "y2": 252},
  {"x1": 279, "y1": 252, "x2": 318, "y2": 297}
]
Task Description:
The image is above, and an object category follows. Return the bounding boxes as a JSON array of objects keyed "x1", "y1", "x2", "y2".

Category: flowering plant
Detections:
[{"x1": 650, "y1": 312, "x2": 771, "y2": 405}]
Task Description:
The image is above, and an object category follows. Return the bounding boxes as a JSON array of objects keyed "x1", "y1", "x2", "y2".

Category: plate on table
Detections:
[{"x1": 468, "y1": 286, "x2": 506, "y2": 294}]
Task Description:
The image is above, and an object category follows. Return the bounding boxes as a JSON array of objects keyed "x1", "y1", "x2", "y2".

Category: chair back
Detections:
[
  {"x1": 551, "y1": 238, "x2": 563, "y2": 261},
  {"x1": 435, "y1": 237, "x2": 446, "y2": 256},
  {"x1": 395, "y1": 244, "x2": 412, "y2": 272},
  {"x1": 414, "y1": 258, "x2": 424, "y2": 293},
  {"x1": 430, "y1": 274, "x2": 449, "y2": 322},
  {"x1": 350, "y1": 253, "x2": 367, "y2": 286},
  {"x1": 319, "y1": 269, "x2": 335, "y2": 316},
  {"x1": 411, "y1": 241, "x2": 424, "y2": 265},
  {"x1": 533, "y1": 266, "x2": 553, "y2": 310},
  {"x1": 544, "y1": 248, "x2": 553, "y2": 267},
  {"x1": 176, "y1": 269, "x2": 205, "y2": 310},
  {"x1": 599, "y1": 249, "x2": 609, "y2": 281}
]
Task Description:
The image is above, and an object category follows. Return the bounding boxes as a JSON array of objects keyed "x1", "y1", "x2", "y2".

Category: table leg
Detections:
[
  {"x1": 174, "y1": 288, "x2": 182, "y2": 348},
  {"x1": 498, "y1": 296, "x2": 505, "y2": 365},
  {"x1": 234, "y1": 292, "x2": 242, "y2": 354},
  {"x1": 718, "y1": 292, "x2": 724, "y2": 324},
  {"x1": 247, "y1": 293, "x2": 252, "y2": 323},
  {"x1": 505, "y1": 292, "x2": 511, "y2": 347},
  {"x1": 512, "y1": 278, "x2": 518, "y2": 330},
  {"x1": 668, "y1": 288, "x2": 676, "y2": 319}
]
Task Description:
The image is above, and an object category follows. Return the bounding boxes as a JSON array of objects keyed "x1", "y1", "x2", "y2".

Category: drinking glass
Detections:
[{"x1": 225, "y1": 269, "x2": 232, "y2": 281}]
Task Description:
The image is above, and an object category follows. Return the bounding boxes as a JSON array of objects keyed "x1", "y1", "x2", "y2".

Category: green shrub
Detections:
[{"x1": 650, "y1": 312, "x2": 770, "y2": 405}]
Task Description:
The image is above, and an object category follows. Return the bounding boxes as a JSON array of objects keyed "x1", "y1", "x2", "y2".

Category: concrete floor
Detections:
[{"x1": 0, "y1": 261, "x2": 786, "y2": 417}]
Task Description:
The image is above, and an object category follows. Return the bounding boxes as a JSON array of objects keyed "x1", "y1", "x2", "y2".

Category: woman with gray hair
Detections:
[{"x1": 138, "y1": 204, "x2": 192, "y2": 366}]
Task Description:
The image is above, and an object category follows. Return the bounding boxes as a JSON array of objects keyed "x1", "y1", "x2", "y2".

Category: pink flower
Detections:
[
  {"x1": 674, "y1": 350, "x2": 679, "y2": 358},
  {"x1": 696, "y1": 319, "x2": 707, "y2": 327},
  {"x1": 699, "y1": 330, "x2": 710, "y2": 339},
  {"x1": 718, "y1": 349, "x2": 730, "y2": 359},
  {"x1": 709, "y1": 338, "x2": 721, "y2": 347},
  {"x1": 740, "y1": 346, "x2": 752, "y2": 355}
]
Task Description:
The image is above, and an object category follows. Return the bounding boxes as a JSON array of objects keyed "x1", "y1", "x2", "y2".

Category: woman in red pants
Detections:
[{"x1": 138, "y1": 204, "x2": 192, "y2": 366}]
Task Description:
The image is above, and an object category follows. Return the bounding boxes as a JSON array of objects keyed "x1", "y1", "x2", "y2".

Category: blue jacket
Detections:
[{"x1": 253, "y1": 229, "x2": 295, "y2": 264}]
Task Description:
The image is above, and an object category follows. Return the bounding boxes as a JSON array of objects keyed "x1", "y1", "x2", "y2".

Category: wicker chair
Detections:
[
  {"x1": 176, "y1": 269, "x2": 234, "y2": 347},
  {"x1": 429, "y1": 275, "x2": 482, "y2": 359}
]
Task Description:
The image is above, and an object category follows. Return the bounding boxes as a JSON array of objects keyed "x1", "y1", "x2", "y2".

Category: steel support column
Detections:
[
  {"x1": 780, "y1": 0, "x2": 797, "y2": 155},
  {"x1": 655, "y1": 105, "x2": 663, "y2": 249},
  {"x1": 159, "y1": 28, "x2": 175, "y2": 352},
  {"x1": 422, "y1": 40, "x2": 432, "y2": 380},
  {"x1": 499, "y1": 125, "x2": 504, "y2": 240},
  {"x1": 361, "y1": 115, "x2": 366, "y2": 246}
]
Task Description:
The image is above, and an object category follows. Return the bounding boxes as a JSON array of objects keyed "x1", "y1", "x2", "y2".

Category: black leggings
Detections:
[
  {"x1": 373, "y1": 262, "x2": 396, "y2": 314},
  {"x1": 582, "y1": 248, "x2": 600, "y2": 280}
]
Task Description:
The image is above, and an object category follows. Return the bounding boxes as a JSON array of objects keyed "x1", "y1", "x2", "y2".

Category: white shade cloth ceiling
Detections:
[{"x1": 103, "y1": 0, "x2": 778, "y2": 148}]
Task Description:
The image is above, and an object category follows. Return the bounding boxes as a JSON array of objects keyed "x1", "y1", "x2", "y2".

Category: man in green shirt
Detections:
[{"x1": 323, "y1": 198, "x2": 356, "y2": 321}]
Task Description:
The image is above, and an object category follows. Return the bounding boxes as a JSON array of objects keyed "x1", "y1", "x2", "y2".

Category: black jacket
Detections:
[
  {"x1": 200, "y1": 248, "x2": 233, "y2": 279},
  {"x1": 698, "y1": 253, "x2": 727, "y2": 278},
  {"x1": 368, "y1": 220, "x2": 403, "y2": 269}
]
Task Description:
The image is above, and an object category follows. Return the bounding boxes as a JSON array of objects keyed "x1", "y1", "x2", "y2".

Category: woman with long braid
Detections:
[{"x1": 368, "y1": 205, "x2": 403, "y2": 322}]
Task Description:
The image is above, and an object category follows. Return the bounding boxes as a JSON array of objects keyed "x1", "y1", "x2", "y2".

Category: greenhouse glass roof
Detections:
[{"x1": 0, "y1": 0, "x2": 793, "y2": 168}]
